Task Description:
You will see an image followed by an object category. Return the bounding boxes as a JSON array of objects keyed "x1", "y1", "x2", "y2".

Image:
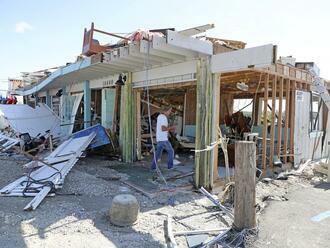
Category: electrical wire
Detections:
[
  {"x1": 20, "y1": 169, "x2": 61, "y2": 196},
  {"x1": 143, "y1": 40, "x2": 168, "y2": 187}
]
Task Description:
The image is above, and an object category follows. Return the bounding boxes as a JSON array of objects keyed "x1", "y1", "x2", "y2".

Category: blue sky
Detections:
[{"x1": 0, "y1": 0, "x2": 329, "y2": 91}]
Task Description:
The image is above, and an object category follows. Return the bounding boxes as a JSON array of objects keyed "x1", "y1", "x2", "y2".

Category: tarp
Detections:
[
  {"x1": 72, "y1": 124, "x2": 110, "y2": 149},
  {"x1": 0, "y1": 103, "x2": 61, "y2": 138}
]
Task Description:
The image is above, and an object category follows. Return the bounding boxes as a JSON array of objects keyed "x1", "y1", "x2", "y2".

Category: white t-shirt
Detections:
[{"x1": 156, "y1": 114, "x2": 168, "y2": 142}]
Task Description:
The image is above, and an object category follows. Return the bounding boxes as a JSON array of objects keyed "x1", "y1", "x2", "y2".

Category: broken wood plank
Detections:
[
  {"x1": 121, "y1": 180, "x2": 154, "y2": 199},
  {"x1": 24, "y1": 186, "x2": 52, "y2": 211},
  {"x1": 164, "y1": 215, "x2": 178, "y2": 248},
  {"x1": 199, "y1": 187, "x2": 234, "y2": 220},
  {"x1": 166, "y1": 172, "x2": 194, "y2": 181},
  {"x1": 174, "y1": 228, "x2": 229, "y2": 236}
]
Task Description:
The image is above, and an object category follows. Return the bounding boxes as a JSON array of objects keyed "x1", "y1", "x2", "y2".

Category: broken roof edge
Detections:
[{"x1": 15, "y1": 57, "x2": 92, "y2": 96}]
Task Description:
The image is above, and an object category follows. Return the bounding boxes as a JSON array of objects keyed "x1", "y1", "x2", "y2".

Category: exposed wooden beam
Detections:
[
  {"x1": 277, "y1": 77, "x2": 284, "y2": 157},
  {"x1": 262, "y1": 73, "x2": 270, "y2": 173},
  {"x1": 136, "y1": 91, "x2": 142, "y2": 160},
  {"x1": 269, "y1": 75, "x2": 277, "y2": 169},
  {"x1": 289, "y1": 83, "x2": 296, "y2": 163},
  {"x1": 283, "y1": 79, "x2": 291, "y2": 163}
]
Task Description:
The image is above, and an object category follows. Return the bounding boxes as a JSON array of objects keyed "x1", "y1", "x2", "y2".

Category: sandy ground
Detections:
[
  {"x1": 255, "y1": 181, "x2": 330, "y2": 248},
  {"x1": 0, "y1": 156, "x2": 230, "y2": 248},
  {"x1": 0, "y1": 155, "x2": 328, "y2": 248}
]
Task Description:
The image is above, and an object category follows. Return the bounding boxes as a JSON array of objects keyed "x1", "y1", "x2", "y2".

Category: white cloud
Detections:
[{"x1": 15, "y1": 21, "x2": 34, "y2": 33}]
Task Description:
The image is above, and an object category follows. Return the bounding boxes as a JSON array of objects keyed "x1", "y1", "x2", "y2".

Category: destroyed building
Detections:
[
  {"x1": 10, "y1": 22, "x2": 330, "y2": 190},
  {"x1": 1, "y1": 21, "x2": 330, "y2": 247}
]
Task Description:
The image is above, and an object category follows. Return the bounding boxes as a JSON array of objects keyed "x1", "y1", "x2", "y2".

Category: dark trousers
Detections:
[{"x1": 151, "y1": 141, "x2": 174, "y2": 169}]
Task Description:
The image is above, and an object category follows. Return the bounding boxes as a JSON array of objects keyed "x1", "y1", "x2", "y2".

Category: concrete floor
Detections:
[{"x1": 256, "y1": 182, "x2": 330, "y2": 248}]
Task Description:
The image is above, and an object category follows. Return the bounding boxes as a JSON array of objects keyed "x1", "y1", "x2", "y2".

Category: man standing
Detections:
[{"x1": 151, "y1": 107, "x2": 175, "y2": 170}]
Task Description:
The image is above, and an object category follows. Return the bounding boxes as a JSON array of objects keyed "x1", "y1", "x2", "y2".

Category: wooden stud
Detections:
[
  {"x1": 136, "y1": 91, "x2": 142, "y2": 160},
  {"x1": 262, "y1": 73, "x2": 270, "y2": 173},
  {"x1": 253, "y1": 94, "x2": 260, "y2": 126},
  {"x1": 269, "y1": 75, "x2": 277, "y2": 169},
  {"x1": 328, "y1": 145, "x2": 330, "y2": 183},
  {"x1": 113, "y1": 86, "x2": 121, "y2": 134},
  {"x1": 211, "y1": 73, "x2": 220, "y2": 183},
  {"x1": 234, "y1": 141, "x2": 256, "y2": 230},
  {"x1": 182, "y1": 92, "x2": 187, "y2": 136},
  {"x1": 289, "y1": 83, "x2": 296, "y2": 163},
  {"x1": 283, "y1": 79, "x2": 291, "y2": 163},
  {"x1": 277, "y1": 77, "x2": 284, "y2": 156},
  {"x1": 252, "y1": 73, "x2": 263, "y2": 126}
]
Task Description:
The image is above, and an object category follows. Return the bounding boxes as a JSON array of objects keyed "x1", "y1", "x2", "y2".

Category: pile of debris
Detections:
[
  {"x1": 0, "y1": 132, "x2": 96, "y2": 210},
  {"x1": 0, "y1": 103, "x2": 113, "y2": 210}
]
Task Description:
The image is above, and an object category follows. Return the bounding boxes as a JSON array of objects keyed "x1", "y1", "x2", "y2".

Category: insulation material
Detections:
[{"x1": 0, "y1": 103, "x2": 61, "y2": 138}]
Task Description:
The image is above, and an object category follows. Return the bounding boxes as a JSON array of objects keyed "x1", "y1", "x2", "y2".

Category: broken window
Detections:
[{"x1": 310, "y1": 93, "x2": 321, "y2": 131}]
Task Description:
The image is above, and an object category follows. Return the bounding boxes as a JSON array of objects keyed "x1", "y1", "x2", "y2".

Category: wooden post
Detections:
[
  {"x1": 328, "y1": 144, "x2": 330, "y2": 183},
  {"x1": 283, "y1": 79, "x2": 291, "y2": 163},
  {"x1": 277, "y1": 77, "x2": 284, "y2": 156},
  {"x1": 195, "y1": 57, "x2": 214, "y2": 189},
  {"x1": 289, "y1": 83, "x2": 296, "y2": 163},
  {"x1": 211, "y1": 73, "x2": 220, "y2": 182},
  {"x1": 182, "y1": 93, "x2": 187, "y2": 136},
  {"x1": 120, "y1": 72, "x2": 135, "y2": 162},
  {"x1": 83, "y1": 80, "x2": 91, "y2": 129},
  {"x1": 136, "y1": 90, "x2": 142, "y2": 160},
  {"x1": 234, "y1": 141, "x2": 256, "y2": 230},
  {"x1": 262, "y1": 74, "x2": 270, "y2": 173},
  {"x1": 253, "y1": 94, "x2": 260, "y2": 126},
  {"x1": 113, "y1": 86, "x2": 121, "y2": 134},
  {"x1": 269, "y1": 75, "x2": 277, "y2": 169}
]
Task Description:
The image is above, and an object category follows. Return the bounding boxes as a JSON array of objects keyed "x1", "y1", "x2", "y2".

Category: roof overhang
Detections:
[{"x1": 16, "y1": 31, "x2": 213, "y2": 96}]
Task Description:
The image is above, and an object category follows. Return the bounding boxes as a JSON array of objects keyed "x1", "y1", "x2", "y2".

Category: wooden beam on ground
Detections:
[
  {"x1": 269, "y1": 75, "x2": 277, "y2": 169},
  {"x1": 164, "y1": 215, "x2": 178, "y2": 248},
  {"x1": 234, "y1": 141, "x2": 256, "y2": 230},
  {"x1": 277, "y1": 77, "x2": 284, "y2": 157},
  {"x1": 262, "y1": 73, "x2": 270, "y2": 173},
  {"x1": 283, "y1": 79, "x2": 291, "y2": 163}
]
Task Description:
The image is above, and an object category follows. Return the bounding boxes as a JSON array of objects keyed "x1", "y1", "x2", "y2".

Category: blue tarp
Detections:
[{"x1": 72, "y1": 124, "x2": 111, "y2": 149}]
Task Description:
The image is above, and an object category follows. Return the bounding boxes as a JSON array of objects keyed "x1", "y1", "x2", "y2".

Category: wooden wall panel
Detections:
[
  {"x1": 219, "y1": 93, "x2": 234, "y2": 124},
  {"x1": 184, "y1": 88, "x2": 197, "y2": 125}
]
